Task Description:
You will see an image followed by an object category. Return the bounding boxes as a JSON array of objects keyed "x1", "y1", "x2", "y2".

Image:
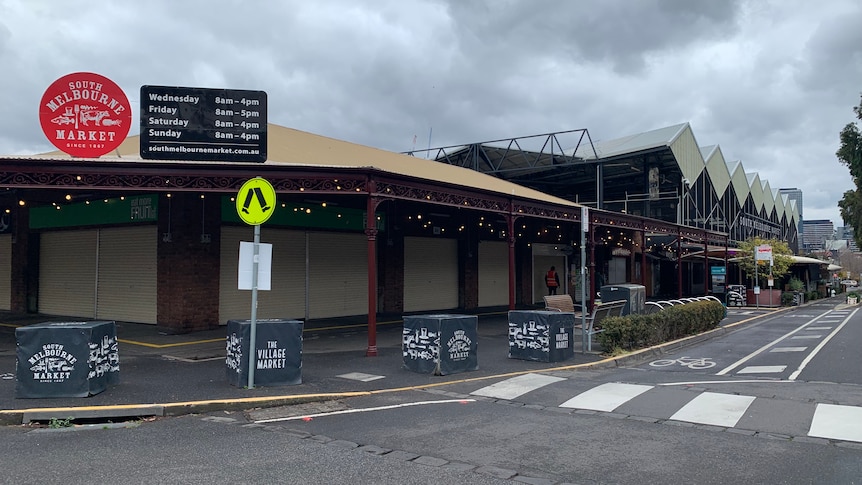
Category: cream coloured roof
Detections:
[{"x1": 30, "y1": 123, "x2": 580, "y2": 208}]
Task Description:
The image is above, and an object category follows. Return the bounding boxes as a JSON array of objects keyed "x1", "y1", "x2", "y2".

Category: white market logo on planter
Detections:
[
  {"x1": 27, "y1": 343, "x2": 77, "y2": 383},
  {"x1": 39, "y1": 72, "x2": 132, "y2": 158}
]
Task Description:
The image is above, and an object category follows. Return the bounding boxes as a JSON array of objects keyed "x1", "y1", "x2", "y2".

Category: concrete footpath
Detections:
[{"x1": 0, "y1": 304, "x2": 794, "y2": 425}]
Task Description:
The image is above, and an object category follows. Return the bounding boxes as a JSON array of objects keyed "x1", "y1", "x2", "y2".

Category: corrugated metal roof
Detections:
[
  {"x1": 703, "y1": 145, "x2": 731, "y2": 196},
  {"x1": 747, "y1": 173, "x2": 763, "y2": 213},
  {"x1": 728, "y1": 161, "x2": 749, "y2": 206},
  {"x1": 576, "y1": 122, "x2": 689, "y2": 160}
]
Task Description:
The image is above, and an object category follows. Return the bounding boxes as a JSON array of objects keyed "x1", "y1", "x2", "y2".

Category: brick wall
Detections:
[{"x1": 156, "y1": 193, "x2": 221, "y2": 333}]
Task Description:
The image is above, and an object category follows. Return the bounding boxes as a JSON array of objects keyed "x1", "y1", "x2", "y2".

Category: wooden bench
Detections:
[
  {"x1": 543, "y1": 294, "x2": 576, "y2": 313},
  {"x1": 543, "y1": 295, "x2": 627, "y2": 351}
]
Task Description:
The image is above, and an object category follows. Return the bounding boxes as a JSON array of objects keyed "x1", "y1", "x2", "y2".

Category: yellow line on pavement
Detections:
[{"x1": 0, "y1": 308, "x2": 787, "y2": 419}]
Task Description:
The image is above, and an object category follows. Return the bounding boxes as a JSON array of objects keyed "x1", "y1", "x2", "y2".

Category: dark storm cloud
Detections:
[
  {"x1": 444, "y1": 0, "x2": 742, "y2": 74},
  {"x1": 0, "y1": 0, "x2": 858, "y2": 225}
]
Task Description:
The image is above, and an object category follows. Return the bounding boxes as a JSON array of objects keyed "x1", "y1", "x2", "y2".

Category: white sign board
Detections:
[
  {"x1": 238, "y1": 241, "x2": 272, "y2": 290},
  {"x1": 581, "y1": 206, "x2": 589, "y2": 233},
  {"x1": 755, "y1": 244, "x2": 773, "y2": 262}
]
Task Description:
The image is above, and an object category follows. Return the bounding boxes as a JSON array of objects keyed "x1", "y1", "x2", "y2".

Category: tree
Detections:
[
  {"x1": 736, "y1": 237, "x2": 794, "y2": 287},
  {"x1": 837, "y1": 95, "x2": 862, "y2": 247}
]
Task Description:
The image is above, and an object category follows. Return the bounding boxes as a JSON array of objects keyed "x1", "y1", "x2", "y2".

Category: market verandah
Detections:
[{"x1": 0, "y1": 124, "x2": 728, "y2": 357}]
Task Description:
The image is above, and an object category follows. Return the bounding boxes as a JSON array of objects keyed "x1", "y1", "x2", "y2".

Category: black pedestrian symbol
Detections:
[{"x1": 241, "y1": 187, "x2": 271, "y2": 214}]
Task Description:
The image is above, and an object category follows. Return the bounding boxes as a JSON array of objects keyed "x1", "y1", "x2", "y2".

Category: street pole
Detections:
[
  {"x1": 247, "y1": 223, "x2": 260, "y2": 389},
  {"x1": 581, "y1": 207, "x2": 588, "y2": 353}
]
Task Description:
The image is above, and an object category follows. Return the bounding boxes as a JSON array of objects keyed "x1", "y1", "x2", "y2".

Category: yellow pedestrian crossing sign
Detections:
[{"x1": 236, "y1": 177, "x2": 275, "y2": 225}]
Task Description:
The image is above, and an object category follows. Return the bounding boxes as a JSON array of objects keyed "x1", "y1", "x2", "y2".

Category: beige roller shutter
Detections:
[
  {"x1": 308, "y1": 231, "x2": 368, "y2": 319},
  {"x1": 96, "y1": 226, "x2": 157, "y2": 324},
  {"x1": 533, "y1": 255, "x2": 567, "y2": 304},
  {"x1": 219, "y1": 226, "x2": 307, "y2": 323},
  {"x1": 0, "y1": 235, "x2": 11, "y2": 310},
  {"x1": 404, "y1": 237, "x2": 458, "y2": 312},
  {"x1": 39, "y1": 230, "x2": 97, "y2": 318},
  {"x1": 478, "y1": 240, "x2": 508, "y2": 307}
]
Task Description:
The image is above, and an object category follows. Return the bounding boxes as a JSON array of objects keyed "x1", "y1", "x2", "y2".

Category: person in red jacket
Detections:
[{"x1": 546, "y1": 266, "x2": 560, "y2": 295}]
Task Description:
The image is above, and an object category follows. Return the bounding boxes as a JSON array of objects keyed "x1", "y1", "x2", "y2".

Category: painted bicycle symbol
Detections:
[{"x1": 649, "y1": 356, "x2": 716, "y2": 370}]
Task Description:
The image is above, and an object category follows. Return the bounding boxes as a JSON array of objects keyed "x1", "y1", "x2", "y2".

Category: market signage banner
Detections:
[
  {"x1": 39, "y1": 72, "x2": 132, "y2": 158},
  {"x1": 140, "y1": 85, "x2": 267, "y2": 162}
]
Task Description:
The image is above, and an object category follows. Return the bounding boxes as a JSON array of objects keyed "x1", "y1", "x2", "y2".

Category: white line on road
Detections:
[
  {"x1": 658, "y1": 379, "x2": 794, "y2": 386},
  {"x1": 737, "y1": 365, "x2": 787, "y2": 374},
  {"x1": 809, "y1": 404, "x2": 862, "y2": 443},
  {"x1": 806, "y1": 326, "x2": 833, "y2": 331},
  {"x1": 716, "y1": 309, "x2": 832, "y2": 376},
  {"x1": 788, "y1": 309, "x2": 858, "y2": 381},
  {"x1": 790, "y1": 334, "x2": 822, "y2": 339},
  {"x1": 471, "y1": 373, "x2": 565, "y2": 400},
  {"x1": 669, "y1": 392, "x2": 755, "y2": 427},
  {"x1": 559, "y1": 382, "x2": 653, "y2": 412},
  {"x1": 254, "y1": 399, "x2": 476, "y2": 423}
]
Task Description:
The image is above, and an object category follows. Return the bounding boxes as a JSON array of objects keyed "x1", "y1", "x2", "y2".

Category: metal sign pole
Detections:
[
  {"x1": 247, "y1": 223, "x2": 261, "y2": 389},
  {"x1": 581, "y1": 207, "x2": 588, "y2": 353},
  {"x1": 754, "y1": 247, "x2": 759, "y2": 309}
]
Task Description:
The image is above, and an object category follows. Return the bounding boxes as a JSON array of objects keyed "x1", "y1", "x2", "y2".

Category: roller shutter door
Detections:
[
  {"x1": 478, "y1": 240, "x2": 508, "y2": 307},
  {"x1": 219, "y1": 226, "x2": 307, "y2": 323},
  {"x1": 96, "y1": 226, "x2": 157, "y2": 324},
  {"x1": 308, "y1": 231, "x2": 368, "y2": 319},
  {"x1": 0, "y1": 235, "x2": 11, "y2": 310},
  {"x1": 39, "y1": 230, "x2": 97, "y2": 318},
  {"x1": 533, "y1": 255, "x2": 567, "y2": 304},
  {"x1": 404, "y1": 237, "x2": 458, "y2": 312}
]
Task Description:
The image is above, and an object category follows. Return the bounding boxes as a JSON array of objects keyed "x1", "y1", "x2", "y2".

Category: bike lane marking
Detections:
[
  {"x1": 788, "y1": 309, "x2": 858, "y2": 381},
  {"x1": 715, "y1": 308, "x2": 833, "y2": 376},
  {"x1": 737, "y1": 365, "x2": 786, "y2": 374}
]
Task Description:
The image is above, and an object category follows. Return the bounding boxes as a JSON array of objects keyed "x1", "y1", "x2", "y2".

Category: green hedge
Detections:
[{"x1": 595, "y1": 300, "x2": 726, "y2": 352}]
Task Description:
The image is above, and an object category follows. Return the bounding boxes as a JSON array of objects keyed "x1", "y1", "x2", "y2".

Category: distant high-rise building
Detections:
[
  {"x1": 802, "y1": 219, "x2": 834, "y2": 252},
  {"x1": 838, "y1": 226, "x2": 860, "y2": 252},
  {"x1": 779, "y1": 188, "x2": 803, "y2": 241}
]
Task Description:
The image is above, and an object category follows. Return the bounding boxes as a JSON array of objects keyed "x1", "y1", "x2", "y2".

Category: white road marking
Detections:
[
  {"x1": 790, "y1": 335, "x2": 822, "y2": 339},
  {"x1": 808, "y1": 404, "x2": 862, "y2": 443},
  {"x1": 737, "y1": 365, "x2": 787, "y2": 374},
  {"x1": 559, "y1": 382, "x2": 653, "y2": 412},
  {"x1": 716, "y1": 309, "x2": 832, "y2": 376},
  {"x1": 254, "y1": 399, "x2": 475, "y2": 423},
  {"x1": 806, "y1": 326, "x2": 832, "y2": 331},
  {"x1": 471, "y1": 373, "x2": 565, "y2": 400},
  {"x1": 770, "y1": 347, "x2": 807, "y2": 352},
  {"x1": 337, "y1": 372, "x2": 386, "y2": 382},
  {"x1": 788, "y1": 309, "x2": 858, "y2": 380},
  {"x1": 669, "y1": 392, "x2": 755, "y2": 427},
  {"x1": 658, "y1": 379, "x2": 794, "y2": 386}
]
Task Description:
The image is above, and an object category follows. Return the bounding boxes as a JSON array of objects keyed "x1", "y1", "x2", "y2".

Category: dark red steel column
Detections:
[
  {"x1": 365, "y1": 183, "x2": 379, "y2": 357},
  {"x1": 507, "y1": 211, "x2": 516, "y2": 310}
]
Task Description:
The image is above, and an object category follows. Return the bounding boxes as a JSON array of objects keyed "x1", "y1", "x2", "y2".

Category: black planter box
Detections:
[
  {"x1": 226, "y1": 319, "x2": 303, "y2": 387},
  {"x1": 508, "y1": 311, "x2": 574, "y2": 362},
  {"x1": 16, "y1": 320, "x2": 119, "y2": 398},
  {"x1": 402, "y1": 314, "x2": 478, "y2": 375}
]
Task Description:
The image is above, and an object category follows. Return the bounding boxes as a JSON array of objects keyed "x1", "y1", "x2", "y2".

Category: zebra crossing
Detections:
[{"x1": 469, "y1": 373, "x2": 862, "y2": 444}]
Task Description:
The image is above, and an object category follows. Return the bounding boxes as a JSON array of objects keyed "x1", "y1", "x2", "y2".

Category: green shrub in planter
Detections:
[
  {"x1": 780, "y1": 292, "x2": 796, "y2": 306},
  {"x1": 596, "y1": 300, "x2": 725, "y2": 352}
]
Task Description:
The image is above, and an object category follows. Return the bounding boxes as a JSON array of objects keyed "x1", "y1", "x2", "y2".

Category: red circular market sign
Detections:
[{"x1": 39, "y1": 72, "x2": 132, "y2": 158}]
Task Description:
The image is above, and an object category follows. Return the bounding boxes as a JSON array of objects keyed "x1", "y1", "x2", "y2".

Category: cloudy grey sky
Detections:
[{"x1": 1, "y1": 0, "x2": 860, "y2": 226}]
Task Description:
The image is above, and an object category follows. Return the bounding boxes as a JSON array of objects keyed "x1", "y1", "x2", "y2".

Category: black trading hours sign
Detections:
[{"x1": 140, "y1": 85, "x2": 267, "y2": 162}]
